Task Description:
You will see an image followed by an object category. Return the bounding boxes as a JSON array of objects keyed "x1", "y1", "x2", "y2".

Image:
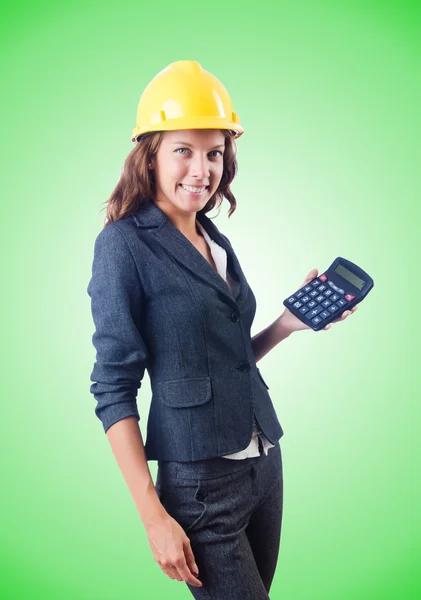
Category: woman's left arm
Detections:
[{"x1": 251, "y1": 268, "x2": 358, "y2": 363}]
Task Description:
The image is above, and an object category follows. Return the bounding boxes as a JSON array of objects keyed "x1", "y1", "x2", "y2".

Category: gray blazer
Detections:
[{"x1": 87, "y1": 200, "x2": 284, "y2": 461}]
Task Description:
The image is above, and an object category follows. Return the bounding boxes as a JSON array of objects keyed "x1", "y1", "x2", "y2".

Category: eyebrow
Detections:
[{"x1": 172, "y1": 141, "x2": 225, "y2": 150}]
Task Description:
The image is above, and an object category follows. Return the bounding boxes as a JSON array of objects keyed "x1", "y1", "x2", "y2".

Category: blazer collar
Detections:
[{"x1": 131, "y1": 201, "x2": 248, "y2": 308}]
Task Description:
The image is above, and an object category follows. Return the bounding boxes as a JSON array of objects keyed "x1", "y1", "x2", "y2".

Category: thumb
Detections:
[{"x1": 301, "y1": 268, "x2": 318, "y2": 288}]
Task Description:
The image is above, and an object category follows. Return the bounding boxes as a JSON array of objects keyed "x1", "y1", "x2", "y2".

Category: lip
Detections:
[
  {"x1": 180, "y1": 184, "x2": 209, "y2": 188},
  {"x1": 179, "y1": 184, "x2": 209, "y2": 194}
]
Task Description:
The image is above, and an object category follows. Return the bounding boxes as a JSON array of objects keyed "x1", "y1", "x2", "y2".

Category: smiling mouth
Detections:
[{"x1": 179, "y1": 184, "x2": 209, "y2": 193}]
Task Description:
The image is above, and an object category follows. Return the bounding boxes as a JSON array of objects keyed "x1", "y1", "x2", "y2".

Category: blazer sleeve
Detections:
[{"x1": 87, "y1": 223, "x2": 149, "y2": 433}]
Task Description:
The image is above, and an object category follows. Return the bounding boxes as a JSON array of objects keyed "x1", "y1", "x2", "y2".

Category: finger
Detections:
[
  {"x1": 171, "y1": 565, "x2": 184, "y2": 582},
  {"x1": 184, "y1": 539, "x2": 200, "y2": 577},
  {"x1": 343, "y1": 306, "x2": 358, "y2": 316},
  {"x1": 331, "y1": 309, "x2": 352, "y2": 324},
  {"x1": 162, "y1": 565, "x2": 180, "y2": 581},
  {"x1": 178, "y1": 562, "x2": 202, "y2": 587},
  {"x1": 182, "y1": 539, "x2": 202, "y2": 586},
  {"x1": 326, "y1": 305, "x2": 358, "y2": 328}
]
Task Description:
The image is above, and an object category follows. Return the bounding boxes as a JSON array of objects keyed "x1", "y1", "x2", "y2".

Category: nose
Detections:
[{"x1": 190, "y1": 153, "x2": 211, "y2": 180}]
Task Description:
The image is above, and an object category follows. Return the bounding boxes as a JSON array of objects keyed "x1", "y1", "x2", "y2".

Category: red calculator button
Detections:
[
  {"x1": 319, "y1": 274, "x2": 328, "y2": 282},
  {"x1": 345, "y1": 294, "x2": 355, "y2": 301}
]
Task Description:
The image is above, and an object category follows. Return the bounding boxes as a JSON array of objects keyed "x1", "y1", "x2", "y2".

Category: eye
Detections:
[{"x1": 174, "y1": 148, "x2": 223, "y2": 157}]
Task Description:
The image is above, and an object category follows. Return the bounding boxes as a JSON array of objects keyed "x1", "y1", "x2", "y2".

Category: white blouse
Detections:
[{"x1": 196, "y1": 220, "x2": 275, "y2": 460}]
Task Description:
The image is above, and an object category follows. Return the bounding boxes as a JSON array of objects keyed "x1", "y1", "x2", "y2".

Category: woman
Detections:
[{"x1": 87, "y1": 60, "x2": 357, "y2": 599}]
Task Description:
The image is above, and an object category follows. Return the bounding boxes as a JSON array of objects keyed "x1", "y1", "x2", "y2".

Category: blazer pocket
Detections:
[
  {"x1": 257, "y1": 368, "x2": 270, "y2": 390},
  {"x1": 159, "y1": 376, "x2": 212, "y2": 408}
]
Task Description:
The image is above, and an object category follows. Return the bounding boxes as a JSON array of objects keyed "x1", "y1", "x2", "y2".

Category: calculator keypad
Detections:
[{"x1": 286, "y1": 277, "x2": 352, "y2": 327}]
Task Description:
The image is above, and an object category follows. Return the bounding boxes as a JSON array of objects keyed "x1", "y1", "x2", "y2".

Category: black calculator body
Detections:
[{"x1": 283, "y1": 257, "x2": 374, "y2": 331}]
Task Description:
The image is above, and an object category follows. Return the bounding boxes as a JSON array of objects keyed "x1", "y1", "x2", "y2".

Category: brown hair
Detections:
[{"x1": 100, "y1": 130, "x2": 239, "y2": 229}]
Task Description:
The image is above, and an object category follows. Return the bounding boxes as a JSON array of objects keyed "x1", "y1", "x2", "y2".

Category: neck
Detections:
[{"x1": 154, "y1": 199, "x2": 202, "y2": 242}]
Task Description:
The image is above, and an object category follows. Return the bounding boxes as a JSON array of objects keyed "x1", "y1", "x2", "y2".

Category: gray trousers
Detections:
[{"x1": 156, "y1": 439, "x2": 284, "y2": 599}]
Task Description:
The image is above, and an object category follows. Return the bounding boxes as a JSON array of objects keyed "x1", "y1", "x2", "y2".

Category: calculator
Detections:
[{"x1": 283, "y1": 257, "x2": 374, "y2": 331}]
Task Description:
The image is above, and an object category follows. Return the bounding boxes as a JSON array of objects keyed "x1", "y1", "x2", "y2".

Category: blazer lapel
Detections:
[{"x1": 131, "y1": 202, "x2": 249, "y2": 309}]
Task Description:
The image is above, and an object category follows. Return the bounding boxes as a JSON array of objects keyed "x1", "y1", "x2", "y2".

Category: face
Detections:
[{"x1": 150, "y1": 129, "x2": 226, "y2": 216}]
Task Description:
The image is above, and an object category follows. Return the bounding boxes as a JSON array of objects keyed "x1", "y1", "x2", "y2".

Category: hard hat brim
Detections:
[{"x1": 132, "y1": 116, "x2": 244, "y2": 143}]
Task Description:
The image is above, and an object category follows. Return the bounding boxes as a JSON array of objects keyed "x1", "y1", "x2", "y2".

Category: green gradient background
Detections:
[{"x1": 2, "y1": 1, "x2": 419, "y2": 598}]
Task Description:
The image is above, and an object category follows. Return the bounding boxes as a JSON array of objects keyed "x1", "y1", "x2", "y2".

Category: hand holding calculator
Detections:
[{"x1": 283, "y1": 257, "x2": 374, "y2": 332}]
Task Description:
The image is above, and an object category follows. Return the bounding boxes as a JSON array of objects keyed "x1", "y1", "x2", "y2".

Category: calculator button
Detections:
[
  {"x1": 320, "y1": 310, "x2": 330, "y2": 319},
  {"x1": 317, "y1": 285, "x2": 326, "y2": 292},
  {"x1": 307, "y1": 300, "x2": 317, "y2": 308},
  {"x1": 299, "y1": 306, "x2": 309, "y2": 314},
  {"x1": 304, "y1": 285, "x2": 312, "y2": 292},
  {"x1": 319, "y1": 274, "x2": 328, "y2": 282},
  {"x1": 309, "y1": 290, "x2": 318, "y2": 297},
  {"x1": 306, "y1": 306, "x2": 323, "y2": 319},
  {"x1": 322, "y1": 299, "x2": 332, "y2": 308},
  {"x1": 336, "y1": 298, "x2": 347, "y2": 307},
  {"x1": 293, "y1": 301, "x2": 303, "y2": 308},
  {"x1": 312, "y1": 316, "x2": 322, "y2": 325},
  {"x1": 301, "y1": 295, "x2": 310, "y2": 303},
  {"x1": 287, "y1": 296, "x2": 296, "y2": 303},
  {"x1": 345, "y1": 294, "x2": 355, "y2": 301},
  {"x1": 296, "y1": 291, "x2": 305, "y2": 298},
  {"x1": 328, "y1": 282, "x2": 341, "y2": 293},
  {"x1": 316, "y1": 295, "x2": 324, "y2": 303},
  {"x1": 311, "y1": 279, "x2": 321, "y2": 287},
  {"x1": 331, "y1": 293, "x2": 340, "y2": 302},
  {"x1": 328, "y1": 303, "x2": 340, "y2": 313},
  {"x1": 323, "y1": 289, "x2": 333, "y2": 297}
]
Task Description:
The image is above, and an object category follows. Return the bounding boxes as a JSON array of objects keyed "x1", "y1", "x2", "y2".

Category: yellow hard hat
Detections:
[{"x1": 131, "y1": 60, "x2": 244, "y2": 142}]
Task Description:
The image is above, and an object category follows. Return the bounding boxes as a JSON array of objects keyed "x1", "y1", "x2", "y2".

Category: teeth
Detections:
[{"x1": 181, "y1": 184, "x2": 207, "y2": 193}]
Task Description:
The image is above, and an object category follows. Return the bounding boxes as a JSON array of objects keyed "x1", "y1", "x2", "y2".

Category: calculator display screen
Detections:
[{"x1": 334, "y1": 263, "x2": 365, "y2": 290}]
